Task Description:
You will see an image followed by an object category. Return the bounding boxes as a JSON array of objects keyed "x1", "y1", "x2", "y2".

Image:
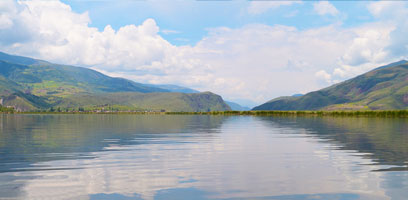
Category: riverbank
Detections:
[
  {"x1": 2, "y1": 110, "x2": 408, "y2": 117},
  {"x1": 167, "y1": 110, "x2": 408, "y2": 117}
]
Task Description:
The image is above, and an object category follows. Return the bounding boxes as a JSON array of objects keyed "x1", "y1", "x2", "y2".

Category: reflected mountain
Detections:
[
  {"x1": 1, "y1": 115, "x2": 407, "y2": 200},
  {"x1": 258, "y1": 116, "x2": 408, "y2": 170},
  {"x1": 0, "y1": 114, "x2": 228, "y2": 200},
  {"x1": 0, "y1": 114, "x2": 227, "y2": 173}
]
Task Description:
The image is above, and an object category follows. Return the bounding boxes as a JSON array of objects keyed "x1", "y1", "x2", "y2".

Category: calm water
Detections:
[{"x1": 0, "y1": 115, "x2": 407, "y2": 200}]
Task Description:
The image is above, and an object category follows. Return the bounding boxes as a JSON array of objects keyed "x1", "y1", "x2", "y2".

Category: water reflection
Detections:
[
  {"x1": 258, "y1": 117, "x2": 408, "y2": 169},
  {"x1": 259, "y1": 116, "x2": 408, "y2": 200},
  {"x1": 0, "y1": 114, "x2": 225, "y2": 200},
  {"x1": 0, "y1": 114, "x2": 225, "y2": 171},
  {"x1": 0, "y1": 115, "x2": 407, "y2": 199}
]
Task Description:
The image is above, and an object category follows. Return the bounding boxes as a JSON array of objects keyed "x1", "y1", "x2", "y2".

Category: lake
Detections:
[{"x1": 0, "y1": 114, "x2": 407, "y2": 200}]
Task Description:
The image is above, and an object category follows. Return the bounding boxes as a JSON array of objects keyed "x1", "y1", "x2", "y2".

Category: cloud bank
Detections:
[
  {"x1": 313, "y1": 1, "x2": 339, "y2": 16},
  {"x1": 0, "y1": 0, "x2": 407, "y2": 105}
]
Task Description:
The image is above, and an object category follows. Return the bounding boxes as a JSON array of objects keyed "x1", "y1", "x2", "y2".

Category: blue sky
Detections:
[
  {"x1": 63, "y1": 0, "x2": 376, "y2": 46},
  {"x1": 0, "y1": 0, "x2": 407, "y2": 107}
]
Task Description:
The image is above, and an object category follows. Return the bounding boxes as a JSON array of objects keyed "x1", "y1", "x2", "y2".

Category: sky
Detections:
[{"x1": 0, "y1": 0, "x2": 407, "y2": 107}]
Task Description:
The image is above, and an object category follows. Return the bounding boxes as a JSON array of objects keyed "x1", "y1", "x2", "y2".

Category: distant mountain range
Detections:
[
  {"x1": 225, "y1": 101, "x2": 251, "y2": 111},
  {"x1": 0, "y1": 52, "x2": 231, "y2": 112},
  {"x1": 5, "y1": 52, "x2": 404, "y2": 112},
  {"x1": 144, "y1": 84, "x2": 200, "y2": 93},
  {"x1": 253, "y1": 60, "x2": 408, "y2": 110}
]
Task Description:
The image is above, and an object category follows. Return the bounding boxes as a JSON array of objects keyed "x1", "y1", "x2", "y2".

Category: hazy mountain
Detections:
[
  {"x1": 253, "y1": 60, "x2": 408, "y2": 110},
  {"x1": 225, "y1": 101, "x2": 251, "y2": 111},
  {"x1": 227, "y1": 98, "x2": 258, "y2": 109},
  {"x1": 145, "y1": 84, "x2": 200, "y2": 93},
  {"x1": 0, "y1": 52, "x2": 230, "y2": 112}
]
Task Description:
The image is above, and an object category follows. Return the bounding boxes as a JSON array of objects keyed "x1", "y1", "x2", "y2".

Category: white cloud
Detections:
[
  {"x1": 0, "y1": 1, "x2": 179, "y2": 72},
  {"x1": 0, "y1": 0, "x2": 17, "y2": 29},
  {"x1": 1, "y1": 0, "x2": 408, "y2": 105},
  {"x1": 332, "y1": 1, "x2": 408, "y2": 81},
  {"x1": 313, "y1": 1, "x2": 339, "y2": 16},
  {"x1": 315, "y1": 70, "x2": 332, "y2": 84},
  {"x1": 14, "y1": 120, "x2": 387, "y2": 200},
  {"x1": 367, "y1": 1, "x2": 407, "y2": 18},
  {"x1": 333, "y1": 22, "x2": 393, "y2": 78},
  {"x1": 342, "y1": 24, "x2": 392, "y2": 66},
  {"x1": 367, "y1": 1, "x2": 408, "y2": 61},
  {"x1": 248, "y1": 1, "x2": 301, "y2": 15},
  {"x1": 189, "y1": 24, "x2": 353, "y2": 102},
  {"x1": 161, "y1": 29, "x2": 180, "y2": 35}
]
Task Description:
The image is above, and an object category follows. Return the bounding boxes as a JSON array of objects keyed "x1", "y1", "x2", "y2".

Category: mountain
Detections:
[
  {"x1": 253, "y1": 60, "x2": 408, "y2": 110},
  {"x1": 0, "y1": 53, "x2": 168, "y2": 95},
  {"x1": 56, "y1": 92, "x2": 229, "y2": 112},
  {"x1": 145, "y1": 84, "x2": 200, "y2": 93},
  {"x1": 228, "y1": 98, "x2": 258, "y2": 109},
  {"x1": 145, "y1": 84, "x2": 251, "y2": 111},
  {"x1": 225, "y1": 101, "x2": 251, "y2": 111},
  {"x1": 0, "y1": 52, "x2": 231, "y2": 112}
]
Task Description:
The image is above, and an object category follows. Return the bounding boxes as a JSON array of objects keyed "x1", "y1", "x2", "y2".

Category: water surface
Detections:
[{"x1": 0, "y1": 114, "x2": 407, "y2": 200}]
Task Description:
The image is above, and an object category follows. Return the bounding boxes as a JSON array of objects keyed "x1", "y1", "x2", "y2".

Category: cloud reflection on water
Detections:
[{"x1": 0, "y1": 115, "x2": 407, "y2": 199}]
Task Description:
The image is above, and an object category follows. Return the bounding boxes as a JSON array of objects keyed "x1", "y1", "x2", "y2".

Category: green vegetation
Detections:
[
  {"x1": 42, "y1": 92, "x2": 230, "y2": 112},
  {"x1": 253, "y1": 60, "x2": 408, "y2": 111},
  {"x1": 165, "y1": 110, "x2": 408, "y2": 117},
  {"x1": 13, "y1": 109, "x2": 407, "y2": 118},
  {"x1": 0, "y1": 105, "x2": 14, "y2": 113},
  {"x1": 0, "y1": 52, "x2": 231, "y2": 112}
]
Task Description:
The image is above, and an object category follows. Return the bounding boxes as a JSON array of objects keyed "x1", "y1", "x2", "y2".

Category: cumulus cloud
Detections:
[
  {"x1": 0, "y1": 0, "x2": 334, "y2": 103},
  {"x1": 367, "y1": 1, "x2": 408, "y2": 60},
  {"x1": 248, "y1": 1, "x2": 301, "y2": 15},
  {"x1": 331, "y1": 23, "x2": 393, "y2": 79},
  {"x1": 1, "y1": 0, "x2": 408, "y2": 104},
  {"x1": 0, "y1": 1, "x2": 15, "y2": 29},
  {"x1": 342, "y1": 24, "x2": 392, "y2": 65},
  {"x1": 331, "y1": 1, "x2": 408, "y2": 81},
  {"x1": 190, "y1": 24, "x2": 354, "y2": 101},
  {"x1": 367, "y1": 1, "x2": 407, "y2": 18},
  {"x1": 0, "y1": 0, "x2": 176, "y2": 72},
  {"x1": 315, "y1": 70, "x2": 332, "y2": 84},
  {"x1": 313, "y1": 1, "x2": 339, "y2": 16}
]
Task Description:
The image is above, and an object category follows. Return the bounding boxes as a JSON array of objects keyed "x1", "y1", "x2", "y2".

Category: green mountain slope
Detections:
[
  {"x1": 0, "y1": 54, "x2": 168, "y2": 97},
  {"x1": 0, "y1": 52, "x2": 230, "y2": 112},
  {"x1": 57, "y1": 92, "x2": 230, "y2": 112},
  {"x1": 253, "y1": 60, "x2": 408, "y2": 110}
]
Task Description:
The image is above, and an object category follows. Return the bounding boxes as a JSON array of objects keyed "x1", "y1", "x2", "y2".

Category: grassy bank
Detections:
[
  {"x1": 166, "y1": 110, "x2": 408, "y2": 117},
  {"x1": 1, "y1": 110, "x2": 408, "y2": 117}
]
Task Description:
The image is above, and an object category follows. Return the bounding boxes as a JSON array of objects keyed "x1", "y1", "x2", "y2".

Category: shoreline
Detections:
[{"x1": 1, "y1": 110, "x2": 407, "y2": 117}]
